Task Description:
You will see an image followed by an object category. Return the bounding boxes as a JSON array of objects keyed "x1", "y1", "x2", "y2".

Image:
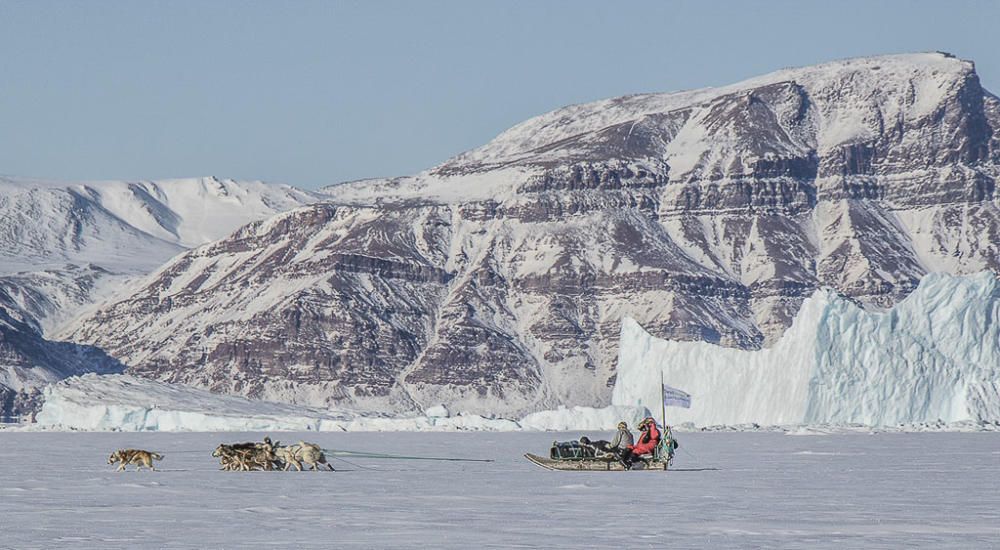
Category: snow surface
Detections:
[
  {"x1": 319, "y1": 167, "x2": 534, "y2": 206},
  {"x1": 0, "y1": 430, "x2": 996, "y2": 549},
  {"x1": 423, "y1": 404, "x2": 451, "y2": 418},
  {"x1": 614, "y1": 272, "x2": 1000, "y2": 426}
]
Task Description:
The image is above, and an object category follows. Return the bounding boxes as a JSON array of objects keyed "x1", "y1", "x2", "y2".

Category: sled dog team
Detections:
[
  {"x1": 213, "y1": 437, "x2": 333, "y2": 471},
  {"x1": 108, "y1": 437, "x2": 333, "y2": 472}
]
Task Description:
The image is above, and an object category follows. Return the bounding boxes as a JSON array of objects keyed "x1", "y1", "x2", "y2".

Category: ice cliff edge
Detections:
[{"x1": 614, "y1": 272, "x2": 1000, "y2": 426}]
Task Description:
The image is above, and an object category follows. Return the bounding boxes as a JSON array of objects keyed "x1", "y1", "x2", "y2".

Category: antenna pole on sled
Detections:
[{"x1": 660, "y1": 371, "x2": 666, "y2": 430}]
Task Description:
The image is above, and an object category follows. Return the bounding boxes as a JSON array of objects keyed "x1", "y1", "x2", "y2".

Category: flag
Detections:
[{"x1": 663, "y1": 384, "x2": 691, "y2": 409}]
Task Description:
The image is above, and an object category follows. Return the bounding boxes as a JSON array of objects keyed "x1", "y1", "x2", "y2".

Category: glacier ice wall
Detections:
[
  {"x1": 519, "y1": 405, "x2": 650, "y2": 432},
  {"x1": 33, "y1": 373, "x2": 644, "y2": 432},
  {"x1": 34, "y1": 374, "x2": 520, "y2": 432},
  {"x1": 614, "y1": 272, "x2": 1000, "y2": 426}
]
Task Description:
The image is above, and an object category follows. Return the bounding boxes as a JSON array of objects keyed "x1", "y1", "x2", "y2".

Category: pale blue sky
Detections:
[{"x1": 1, "y1": 1, "x2": 997, "y2": 188}]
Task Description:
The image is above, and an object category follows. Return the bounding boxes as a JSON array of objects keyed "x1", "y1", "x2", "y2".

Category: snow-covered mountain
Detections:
[
  {"x1": 64, "y1": 53, "x2": 1000, "y2": 417},
  {"x1": 0, "y1": 177, "x2": 321, "y2": 417},
  {"x1": 0, "y1": 176, "x2": 321, "y2": 274}
]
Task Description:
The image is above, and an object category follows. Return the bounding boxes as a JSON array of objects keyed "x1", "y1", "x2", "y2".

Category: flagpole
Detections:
[{"x1": 660, "y1": 370, "x2": 666, "y2": 430}]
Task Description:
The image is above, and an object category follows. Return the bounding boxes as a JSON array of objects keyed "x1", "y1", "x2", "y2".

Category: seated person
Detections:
[
  {"x1": 630, "y1": 417, "x2": 662, "y2": 457},
  {"x1": 618, "y1": 417, "x2": 663, "y2": 469},
  {"x1": 606, "y1": 421, "x2": 635, "y2": 467}
]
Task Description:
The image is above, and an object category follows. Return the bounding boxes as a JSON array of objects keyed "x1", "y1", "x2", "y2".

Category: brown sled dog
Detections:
[
  {"x1": 108, "y1": 449, "x2": 164, "y2": 471},
  {"x1": 212, "y1": 439, "x2": 278, "y2": 471}
]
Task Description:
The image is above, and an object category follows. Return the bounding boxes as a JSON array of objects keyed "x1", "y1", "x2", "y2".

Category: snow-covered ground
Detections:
[{"x1": 0, "y1": 431, "x2": 996, "y2": 549}]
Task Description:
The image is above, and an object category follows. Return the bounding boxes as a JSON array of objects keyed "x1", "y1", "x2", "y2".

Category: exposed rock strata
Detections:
[{"x1": 66, "y1": 54, "x2": 1000, "y2": 416}]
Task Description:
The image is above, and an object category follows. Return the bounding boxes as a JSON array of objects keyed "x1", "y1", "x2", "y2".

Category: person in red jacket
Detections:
[{"x1": 618, "y1": 417, "x2": 661, "y2": 470}]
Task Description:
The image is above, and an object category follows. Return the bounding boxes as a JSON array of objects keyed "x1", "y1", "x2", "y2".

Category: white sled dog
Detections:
[
  {"x1": 274, "y1": 441, "x2": 334, "y2": 471},
  {"x1": 108, "y1": 449, "x2": 163, "y2": 471}
]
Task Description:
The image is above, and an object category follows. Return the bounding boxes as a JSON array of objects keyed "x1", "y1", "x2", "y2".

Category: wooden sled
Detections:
[{"x1": 524, "y1": 452, "x2": 669, "y2": 471}]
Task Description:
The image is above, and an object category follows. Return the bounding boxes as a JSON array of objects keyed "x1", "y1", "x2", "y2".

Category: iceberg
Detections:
[
  {"x1": 614, "y1": 272, "x2": 1000, "y2": 426},
  {"x1": 519, "y1": 405, "x2": 650, "y2": 431}
]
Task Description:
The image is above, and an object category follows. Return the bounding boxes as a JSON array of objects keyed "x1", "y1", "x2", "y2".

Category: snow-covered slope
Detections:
[
  {"x1": 0, "y1": 176, "x2": 321, "y2": 274},
  {"x1": 448, "y1": 53, "x2": 974, "y2": 170},
  {"x1": 615, "y1": 272, "x2": 1000, "y2": 426},
  {"x1": 0, "y1": 265, "x2": 128, "y2": 340},
  {"x1": 0, "y1": 175, "x2": 321, "y2": 335},
  {"x1": 0, "y1": 176, "x2": 321, "y2": 417},
  {"x1": 64, "y1": 53, "x2": 1000, "y2": 418}
]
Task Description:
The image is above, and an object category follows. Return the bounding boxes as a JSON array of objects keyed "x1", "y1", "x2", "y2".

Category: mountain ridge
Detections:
[{"x1": 50, "y1": 52, "x2": 1000, "y2": 417}]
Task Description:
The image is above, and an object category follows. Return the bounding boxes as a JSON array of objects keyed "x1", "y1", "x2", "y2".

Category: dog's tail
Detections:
[{"x1": 151, "y1": 453, "x2": 164, "y2": 461}]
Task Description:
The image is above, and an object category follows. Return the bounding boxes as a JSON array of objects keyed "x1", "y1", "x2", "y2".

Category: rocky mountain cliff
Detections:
[
  {"x1": 0, "y1": 177, "x2": 320, "y2": 417},
  {"x1": 64, "y1": 53, "x2": 1000, "y2": 416}
]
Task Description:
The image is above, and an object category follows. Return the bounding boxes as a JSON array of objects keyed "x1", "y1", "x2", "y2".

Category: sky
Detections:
[{"x1": 1, "y1": 1, "x2": 997, "y2": 189}]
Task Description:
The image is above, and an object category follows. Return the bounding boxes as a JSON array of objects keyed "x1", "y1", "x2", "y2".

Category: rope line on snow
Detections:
[
  {"x1": 328, "y1": 455, "x2": 379, "y2": 471},
  {"x1": 322, "y1": 448, "x2": 494, "y2": 463}
]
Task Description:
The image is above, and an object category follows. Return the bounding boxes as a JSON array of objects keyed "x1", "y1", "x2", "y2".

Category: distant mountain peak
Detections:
[{"x1": 35, "y1": 54, "x2": 1000, "y2": 418}]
